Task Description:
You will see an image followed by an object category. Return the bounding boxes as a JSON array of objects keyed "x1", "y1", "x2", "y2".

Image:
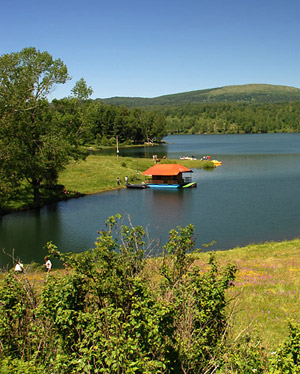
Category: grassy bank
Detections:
[
  {"x1": 192, "y1": 239, "x2": 300, "y2": 348},
  {"x1": 3, "y1": 155, "x2": 213, "y2": 213},
  {"x1": 145, "y1": 239, "x2": 300, "y2": 349},
  {"x1": 7, "y1": 237, "x2": 300, "y2": 349},
  {"x1": 58, "y1": 154, "x2": 213, "y2": 194}
]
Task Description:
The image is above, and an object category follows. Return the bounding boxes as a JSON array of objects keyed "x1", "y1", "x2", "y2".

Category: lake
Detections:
[{"x1": 2, "y1": 133, "x2": 300, "y2": 267}]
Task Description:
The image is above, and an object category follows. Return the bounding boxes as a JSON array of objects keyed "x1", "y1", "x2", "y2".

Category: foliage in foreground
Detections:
[
  {"x1": 0, "y1": 215, "x2": 237, "y2": 373},
  {"x1": 2, "y1": 216, "x2": 300, "y2": 373}
]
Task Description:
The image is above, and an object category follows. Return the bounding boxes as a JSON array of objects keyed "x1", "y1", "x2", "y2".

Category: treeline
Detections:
[
  {"x1": 153, "y1": 101, "x2": 300, "y2": 134},
  {"x1": 52, "y1": 98, "x2": 167, "y2": 146}
]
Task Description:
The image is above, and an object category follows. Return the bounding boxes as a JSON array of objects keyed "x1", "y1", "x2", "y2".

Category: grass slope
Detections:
[
  {"x1": 12, "y1": 237, "x2": 300, "y2": 350},
  {"x1": 193, "y1": 239, "x2": 300, "y2": 348},
  {"x1": 98, "y1": 84, "x2": 300, "y2": 107},
  {"x1": 59, "y1": 154, "x2": 212, "y2": 194},
  {"x1": 4, "y1": 154, "x2": 212, "y2": 213}
]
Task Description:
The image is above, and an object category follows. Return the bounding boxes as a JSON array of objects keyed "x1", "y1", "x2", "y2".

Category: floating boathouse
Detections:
[{"x1": 142, "y1": 164, "x2": 196, "y2": 188}]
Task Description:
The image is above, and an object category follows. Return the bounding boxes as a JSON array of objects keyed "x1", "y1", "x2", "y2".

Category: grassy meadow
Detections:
[
  {"x1": 192, "y1": 239, "x2": 300, "y2": 349},
  {"x1": 11, "y1": 237, "x2": 300, "y2": 350},
  {"x1": 145, "y1": 239, "x2": 300, "y2": 349}
]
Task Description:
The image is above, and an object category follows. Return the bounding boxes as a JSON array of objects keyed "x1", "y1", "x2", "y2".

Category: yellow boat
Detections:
[{"x1": 211, "y1": 159, "x2": 222, "y2": 166}]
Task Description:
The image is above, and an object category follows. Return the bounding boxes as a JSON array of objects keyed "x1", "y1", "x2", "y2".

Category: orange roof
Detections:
[{"x1": 142, "y1": 164, "x2": 192, "y2": 176}]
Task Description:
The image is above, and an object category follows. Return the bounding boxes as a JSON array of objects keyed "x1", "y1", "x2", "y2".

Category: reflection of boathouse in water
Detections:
[{"x1": 142, "y1": 164, "x2": 197, "y2": 189}]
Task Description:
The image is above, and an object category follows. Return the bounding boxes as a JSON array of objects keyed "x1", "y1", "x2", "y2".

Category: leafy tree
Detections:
[
  {"x1": 51, "y1": 98, "x2": 95, "y2": 145},
  {"x1": 70, "y1": 77, "x2": 93, "y2": 101},
  {"x1": 150, "y1": 112, "x2": 167, "y2": 140},
  {"x1": 0, "y1": 155, "x2": 20, "y2": 215},
  {"x1": 0, "y1": 47, "x2": 84, "y2": 207}
]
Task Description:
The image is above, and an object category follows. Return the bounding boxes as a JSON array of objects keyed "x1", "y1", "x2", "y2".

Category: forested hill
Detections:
[{"x1": 98, "y1": 84, "x2": 300, "y2": 107}]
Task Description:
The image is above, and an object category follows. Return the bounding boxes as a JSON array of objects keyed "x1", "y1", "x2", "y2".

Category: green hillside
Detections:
[{"x1": 98, "y1": 84, "x2": 300, "y2": 107}]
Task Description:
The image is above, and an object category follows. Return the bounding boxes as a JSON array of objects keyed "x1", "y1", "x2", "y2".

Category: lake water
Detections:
[{"x1": 2, "y1": 133, "x2": 300, "y2": 267}]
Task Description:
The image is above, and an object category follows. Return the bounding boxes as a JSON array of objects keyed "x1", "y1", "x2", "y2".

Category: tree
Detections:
[
  {"x1": 71, "y1": 77, "x2": 93, "y2": 100},
  {"x1": 0, "y1": 47, "x2": 84, "y2": 207},
  {"x1": 52, "y1": 98, "x2": 95, "y2": 145}
]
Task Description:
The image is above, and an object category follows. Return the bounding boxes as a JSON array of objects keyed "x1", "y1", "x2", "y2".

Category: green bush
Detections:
[
  {"x1": 0, "y1": 274, "x2": 40, "y2": 361},
  {"x1": 0, "y1": 215, "x2": 238, "y2": 373},
  {"x1": 99, "y1": 135, "x2": 113, "y2": 146},
  {"x1": 269, "y1": 321, "x2": 300, "y2": 373},
  {"x1": 160, "y1": 225, "x2": 237, "y2": 372},
  {"x1": 217, "y1": 334, "x2": 268, "y2": 373},
  {"x1": 0, "y1": 358, "x2": 45, "y2": 374}
]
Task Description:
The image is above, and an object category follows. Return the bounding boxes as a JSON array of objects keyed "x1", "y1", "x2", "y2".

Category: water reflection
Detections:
[
  {"x1": 0, "y1": 205, "x2": 63, "y2": 266},
  {"x1": 150, "y1": 189, "x2": 186, "y2": 220}
]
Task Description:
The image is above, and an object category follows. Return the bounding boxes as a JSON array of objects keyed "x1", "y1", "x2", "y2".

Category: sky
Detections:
[{"x1": 1, "y1": 0, "x2": 300, "y2": 99}]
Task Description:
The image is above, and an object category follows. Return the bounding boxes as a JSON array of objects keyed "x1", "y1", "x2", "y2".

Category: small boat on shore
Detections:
[
  {"x1": 126, "y1": 183, "x2": 148, "y2": 189},
  {"x1": 182, "y1": 182, "x2": 197, "y2": 188}
]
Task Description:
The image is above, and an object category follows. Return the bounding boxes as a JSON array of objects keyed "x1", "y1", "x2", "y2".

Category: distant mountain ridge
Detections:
[{"x1": 98, "y1": 84, "x2": 300, "y2": 107}]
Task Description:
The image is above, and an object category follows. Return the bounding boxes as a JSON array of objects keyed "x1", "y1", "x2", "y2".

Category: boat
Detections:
[
  {"x1": 182, "y1": 182, "x2": 197, "y2": 188},
  {"x1": 126, "y1": 183, "x2": 148, "y2": 189},
  {"x1": 211, "y1": 159, "x2": 222, "y2": 166},
  {"x1": 180, "y1": 156, "x2": 197, "y2": 160}
]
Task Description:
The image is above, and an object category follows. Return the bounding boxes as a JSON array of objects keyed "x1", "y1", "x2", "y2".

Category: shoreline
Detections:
[{"x1": 2, "y1": 154, "x2": 214, "y2": 216}]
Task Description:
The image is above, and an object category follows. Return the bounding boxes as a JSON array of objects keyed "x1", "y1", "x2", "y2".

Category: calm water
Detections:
[{"x1": 2, "y1": 133, "x2": 300, "y2": 266}]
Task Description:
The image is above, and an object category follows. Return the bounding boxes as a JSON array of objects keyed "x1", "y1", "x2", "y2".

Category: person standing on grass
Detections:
[
  {"x1": 116, "y1": 177, "x2": 120, "y2": 185},
  {"x1": 44, "y1": 256, "x2": 52, "y2": 272},
  {"x1": 14, "y1": 261, "x2": 24, "y2": 273}
]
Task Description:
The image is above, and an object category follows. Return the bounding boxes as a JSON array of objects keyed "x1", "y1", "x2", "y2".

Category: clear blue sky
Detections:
[{"x1": 1, "y1": 0, "x2": 300, "y2": 99}]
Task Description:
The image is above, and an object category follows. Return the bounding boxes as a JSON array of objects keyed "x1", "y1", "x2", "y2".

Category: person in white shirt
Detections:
[
  {"x1": 14, "y1": 261, "x2": 24, "y2": 273},
  {"x1": 44, "y1": 257, "x2": 52, "y2": 272}
]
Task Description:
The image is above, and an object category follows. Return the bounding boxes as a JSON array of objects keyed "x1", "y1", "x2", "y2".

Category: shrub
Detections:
[
  {"x1": 269, "y1": 321, "x2": 300, "y2": 373},
  {"x1": 0, "y1": 358, "x2": 45, "y2": 374},
  {"x1": 0, "y1": 273, "x2": 40, "y2": 361},
  {"x1": 0, "y1": 215, "x2": 238, "y2": 373},
  {"x1": 217, "y1": 334, "x2": 268, "y2": 373}
]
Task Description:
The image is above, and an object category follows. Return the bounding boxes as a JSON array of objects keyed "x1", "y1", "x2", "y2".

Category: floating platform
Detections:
[
  {"x1": 146, "y1": 184, "x2": 180, "y2": 189},
  {"x1": 146, "y1": 182, "x2": 197, "y2": 189}
]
